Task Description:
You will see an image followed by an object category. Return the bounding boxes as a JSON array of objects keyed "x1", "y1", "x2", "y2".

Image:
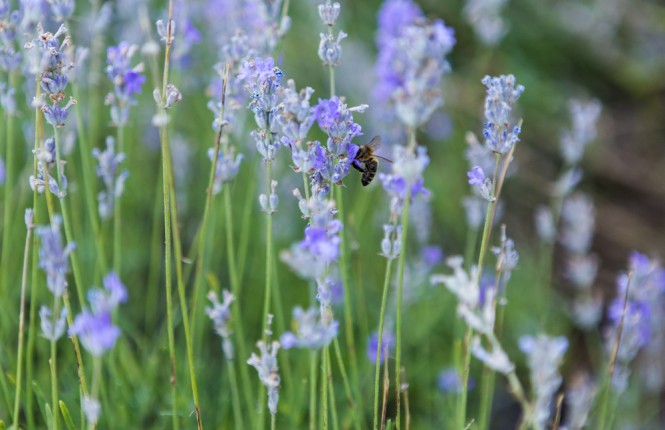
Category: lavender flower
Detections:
[
  {"x1": 367, "y1": 330, "x2": 395, "y2": 364},
  {"x1": 92, "y1": 136, "x2": 129, "y2": 220},
  {"x1": 248, "y1": 340, "x2": 281, "y2": 416},
  {"x1": 69, "y1": 311, "x2": 121, "y2": 356},
  {"x1": 318, "y1": 31, "x2": 347, "y2": 67},
  {"x1": 491, "y1": 228, "x2": 519, "y2": 288},
  {"x1": 467, "y1": 165, "x2": 494, "y2": 201},
  {"x1": 380, "y1": 224, "x2": 402, "y2": 260},
  {"x1": 280, "y1": 307, "x2": 338, "y2": 350},
  {"x1": 206, "y1": 290, "x2": 235, "y2": 359},
  {"x1": 470, "y1": 335, "x2": 514, "y2": 374},
  {"x1": 464, "y1": 0, "x2": 508, "y2": 45},
  {"x1": 519, "y1": 335, "x2": 568, "y2": 429},
  {"x1": 276, "y1": 79, "x2": 317, "y2": 145},
  {"x1": 29, "y1": 137, "x2": 68, "y2": 197},
  {"x1": 437, "y1": 368, "x2": 474, "y2": 394},
  {"x1": 69, "y1": 272, "x2": 127, "y2": 356},
  {"x1": 105, "y1": 42, "x2": 146, "y2": 126},
  {"x1": 562, "y1": 375, "x2": 596, "y2": 430},
  {"x1": 209, "y1": 145, "x2": 243, "y2": 194},
  {"x1": 379, "y1": 145, "x2": 430, "y2": 218},
  {"x1": 560, "y1": 99, "x2": 602, "y2": 165},
  {"x1": 0, "y1": 4, "x2": 22, "y2": 74},
  {"x1": 534, "y1": 205, "x2": 555, "y2": 243},
  {"x1": 482, "y1": 75, "x2": 524, "y2": 154},
  {"x1": 560, "y1": 193, "x2": 595, "y2": 255},
  {"x1": 318, "y1": 1, "x2": 341, "y2": 27},
  {"x1": 36, "y1": 215, "x2": 75, "y2": 297},
  {"x1": 82, "y1": 396, "x2": 101, "y2": 426},
  {"x1": 40, "y1": 305, "x2": 67, "y2": 341},
  {"x1": 48, "y1": 0, "x2": 75, "y2": 22}
]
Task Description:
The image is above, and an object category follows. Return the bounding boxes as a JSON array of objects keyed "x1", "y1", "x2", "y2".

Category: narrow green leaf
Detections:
[{"x1": 59, "y1": 400, "x2": 77, "y2": 430}]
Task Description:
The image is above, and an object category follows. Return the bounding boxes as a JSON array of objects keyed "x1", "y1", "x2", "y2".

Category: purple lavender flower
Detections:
[
  {"x1": 36, "y1": 215, "x2": 75, "y2": 297},
  {"x1": 40, "y1": 305, "x2": 67, "y2": 341},
  {"x1": 560, "y1": 193, "x2": 595, "y2": 255},
  {"x1": 380, "y1": 224, "x2": 402, "y2": 260},
  {"x1": 48, "y1": 0, "x2": 74, "y2": 22},
  {"x1": 208, "y1": 146, "x2": 243, "y2": 195},
  {"x1": 379, "y1": 146, "x2": 430, "y2": 218},
  {"x1": 105, "y1": 42, "x2": 145, "y2": 126},
  {"x1": 464, "y1": 0, "x2": 508, "y2": 46},
  {"x1": 276, "y1": 79, "x2": 317, "y2": 144},
  {"x1": 437, "y1": 368, "x2": 474, "y2": 394},
  {"x1": 374, "y1": 0, "x2": 455, "y2": 128},
  {"x1": 560, "y1": 99, "x2": 602, "y2": 165},
  {"x1": 482, "y1": 75, "x2": 524, "y2": 154},
  {"x1": 280, "y1": 306, "x2": 338, "y2": 350},
  {"x1": 69, "y1": 311, "x2": 121, "y2": 356},
  {"x1": 206, "y1": 290, "x2": 235, "y2": 359},
  {"x1": 318, "y1": 1, "x2": 341, "y2": 27},
  {"x1": 467, "y1": 165, "x2": 493, "y2": 201},
  {"x1": 92, "y1": 136, "x2": 129, "y2": 220},
  {"x1": 519, "y1": 335, "x2": 569, "y2": 428},
  {"x1": 41, "y1": 97, "x2": 76, "y2": 128},
  {"x1": 367, "y1": 330, "x2": 395, "y2": 364},
  {"x1": 247, "y1": 340, "x2": 281, "y2": 416},
  {"x1": 87, "y1": 271, "x2": 128, "y2": 315},
  {"x1": 318, "y1": 31, "x2": 347, "y2": 67}
]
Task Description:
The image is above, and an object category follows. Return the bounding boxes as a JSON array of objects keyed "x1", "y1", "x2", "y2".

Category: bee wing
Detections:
[
  {"x1": 375, "y1": 155, "x2": 393, "y2": 163},
  {"x1": 367, "y1": 135, "x2": 382, "y2": 149}
]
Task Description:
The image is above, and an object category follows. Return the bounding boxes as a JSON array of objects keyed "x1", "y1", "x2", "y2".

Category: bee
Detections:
[{"x1": 351, "y1": 136, "x2": 392, "y2": 186}]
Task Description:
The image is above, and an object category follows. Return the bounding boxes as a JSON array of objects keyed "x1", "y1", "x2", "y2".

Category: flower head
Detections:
[
  {"x1": 248, "y1": 340, "x2": 281, "y2": 415},
  {"x1": 36, "y1": 215, "x2": 75, "y2": 297},
  {"x1": 280, "y1": 306, "x2": 338, "y2": 350},
  {"x1": 482, "y1": 74, "x2": 524, "y2": 154}
]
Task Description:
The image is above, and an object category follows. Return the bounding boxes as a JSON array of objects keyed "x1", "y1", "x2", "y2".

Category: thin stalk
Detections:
[
  {"x1": 401, "y1": 367, "x2": 411, "y2": 430},
  {"x1": 334, "y1": 186, "x2": 361, "y2": 416},
  {"x1": 326, "y1": 347, "x2": 339, "y2": 430},
  {"x1": 113, "y1": 126, "x2": 125, "y2": 274},
  {"x1": 53, "y1": 129, "x2": 86, "y2": 307},
  {"x1": 258, "y1": 160, "x2": 274, "y2": 430},
  {"x1": 596, "y1": 273, "x2": 632, "y2": 430},
  {"x1": 261, "y1": 159, "x2": 274, "y2": 344},
  {"x1": 50, "y1": 294, "x2": 61, "y2": 430},
  {"x1": 271, "y1": 414, "x2": 276, "y2": 430},
  {"x1": 192, "y1": 64, "x2": 229, "y2": 345},
  {"x1": 309, "y1": 350, "x2": 318, "y2": 430},
  {"x1": 87, "y1": 356, "x2": 102, "y2": 430},
  {"x1": 226, "y1": 358, "x2": 244, "y2": 430},
  {"x1": 157, "y1": 4, "x2": 179, "y2": 428},
  {"x1": 373, "y1": 256, "x2": 395, "y2": 430},
  {"x1": 394, "y1": 188, "x2": 412, "y2": 430},
  {"x1": 380, "y1": 357, "x2": 389, "y2": 430},
  {"x1": 333, "y1": 338, "x2": 362, "y2": 430},
  {"x1": 321, "y1": 345, "x2": 329, "y2": 430},
  {"x1": 1, "y1": 72, "x2": 17, "y2": 295},
  {"x1": 12, "y1": 211, "x2": 33, "y2": 429},
  {"x1": 223, "y1": 184, "x2": 255, "y2": 428}
]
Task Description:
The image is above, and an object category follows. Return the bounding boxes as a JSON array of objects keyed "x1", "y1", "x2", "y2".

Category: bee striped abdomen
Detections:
[{"x1": 361, "y1": 157, "x2": 378, "y2": 186}]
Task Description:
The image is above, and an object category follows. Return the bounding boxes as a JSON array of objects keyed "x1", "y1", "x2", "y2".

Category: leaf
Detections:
[
  {"x1": 44, "y1": 403, "x2": 53, "y2": 430},
  {"x1": 59, "y1": 400, "x2": 77, "y2": 430}
]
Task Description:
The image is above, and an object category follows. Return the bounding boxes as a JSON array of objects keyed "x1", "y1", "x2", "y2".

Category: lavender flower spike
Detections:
[
  {"x1": 280, "y1": 306, "x2": 338, "y2": 350},
  {"x1": 40, "y1": 305, "x2": 68, "y2": 341},
  {"x1": 36, "y1": 215, "x2": 75, "y2": 297},
  {"x1": 248, "y1": 340, "x2": 281, "y2": 415},
  {"x1": 467, "y1": 166, "x2": 494, "y2": 201},
  {"x1": 206, "y1": 290, "x2": 235, "y2": 359},
  {"x1": 519, "y1": 335, "x2": 568, "y2": 429},
  {"x1": 482, "y1": 74, "x2": 524, "y2": 154}
]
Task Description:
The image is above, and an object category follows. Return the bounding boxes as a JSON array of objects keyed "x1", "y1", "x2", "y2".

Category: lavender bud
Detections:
[
  {"x1": 25, "y1": 208, "x2": 34, "y2": 228},
  {"x1": 318, "y1": 31, "x2": 347, "y2": 67},
  {"x1": 156, "y1": 19, "x2": 176, "y2": 44},
  {"x1": 164, "y1": 83, "x2": 182, "y2": 108},
  {"x1": 318, "y1": 1, "x2": 341, "y2": 27}
]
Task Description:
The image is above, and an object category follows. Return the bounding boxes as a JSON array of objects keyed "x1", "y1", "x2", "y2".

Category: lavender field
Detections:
[{"x1": 1, "y1": 0, "x2": 664, "y2": 429}]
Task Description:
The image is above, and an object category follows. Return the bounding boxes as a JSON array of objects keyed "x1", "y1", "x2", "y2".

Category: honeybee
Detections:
[{"x1": 351, "y1": 136, "x2": 392, "y2": 186}]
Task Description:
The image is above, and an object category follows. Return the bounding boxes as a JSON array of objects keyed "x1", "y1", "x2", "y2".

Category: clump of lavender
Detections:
[
  {"x1": 374, "y1": 0, "x2": 456, "y2": 130},
  {"x1": 519, "y1": 335, "x2": 569, "y2": 430},
  {"x1": 605, "y1": 252, "x2": 665, "y2": 393},
  {"x1": 92, "y1": 136, "x2": 128, "y2": 220},
  {"x1": 535, "y1": 99, "x2": 602, "y2": 328},
  {"x1": 379, "y1": 145, "x2": 430, "y2": 219},
  {"x1": 206, "y1": 290, "x2": 235, "y2": 359},
  {"x1": 280, "y1": 306, "x2": 339, "y2": 350},
  {"x1": 105, "y1": 42, "x2": 146, "y2": 127}
]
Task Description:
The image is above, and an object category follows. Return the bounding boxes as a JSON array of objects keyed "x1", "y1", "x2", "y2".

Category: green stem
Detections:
[
  {"x1": 326, "y1": 347, "x2": 339, "y2": 430},
  {"x1": 333, "y1": 338, "x2": 361, "y2": 430},
  {"x1": 226, "y1": 358, "x2": 245, "y2": 430},
  {"x1": 373, "y1": 256, "x2": 395, "y2": 430},
  {"x1": 1, "y1": 72, "x2": 17, "y2": 297},
  {"x1": 50, "y1": 294, "x2": 61, "y2": 430},
  {"x1": 12, "y1": 212, "x2": 33, "y2": 429},
  {"x1": 223, "y1": 184, "x2": 255, "y2": 428},
  {"x1": 394, "y1": 188, "x2": 412, "y2": 430},
  {"x1": 321, "y1": 345, "x2": 329, "y2": 430},
  {"x1": 157, "y1": 4, "x2": 181, "y2": 430},
  {"x1": 113, "y1": 126, "x2": 125, "y2": 274},
  {"x1": 309, "y1": 351, "x2": 318, "y2": 430}
]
